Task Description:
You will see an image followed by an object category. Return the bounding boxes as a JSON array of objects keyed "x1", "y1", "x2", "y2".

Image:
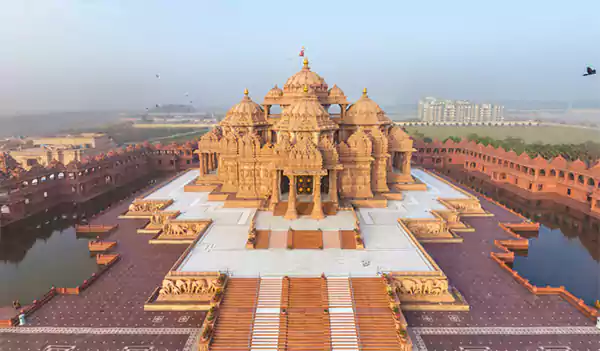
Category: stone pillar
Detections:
[
  {"x1": 329, "y1": 170, "x2": 338, "y2": 204},
  {"x1": 311, "y1": 176, "x2": 325, "y2": 219},
  {"x1": 269, "y1": 170, "x2": 280, "y2": 210},
  {"x1": 200, "y1": 154, "x2": 206, "y2": 175},
  {"x1": 402, "y1": 151, "x2": 412, "y2": 176},
  {"x1": 284, "y1": 175, "x2": 298, "y2": 220}
]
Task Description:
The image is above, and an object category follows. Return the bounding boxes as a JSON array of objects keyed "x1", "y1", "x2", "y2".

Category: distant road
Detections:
[
  {"x1": 133, "y1": 121, "x2": 600, "y2": 132},
  {"x1": 133, "y1": 123, "x2": 215, "y2": 129}
]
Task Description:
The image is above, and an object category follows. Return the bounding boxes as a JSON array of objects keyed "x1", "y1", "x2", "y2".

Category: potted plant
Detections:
[
  {"x1": 201, "y1": 325, "x2": 213, "y2": 342},
  {"x1": 216, "y1": 274, "x2": 226, "y2": 286},
  {"x1": 211, "y1": 288, "x2": 223, "y2": 304}
]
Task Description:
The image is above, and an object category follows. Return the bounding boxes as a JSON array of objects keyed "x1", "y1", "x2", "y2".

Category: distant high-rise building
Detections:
[{"x1": 418, "y1": 98, "x2": 504, "y2": 123}]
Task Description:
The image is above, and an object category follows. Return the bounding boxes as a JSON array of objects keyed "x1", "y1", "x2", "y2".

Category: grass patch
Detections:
[{"x1": 405, "y1": 125, "x2": 600, "y2": 145}]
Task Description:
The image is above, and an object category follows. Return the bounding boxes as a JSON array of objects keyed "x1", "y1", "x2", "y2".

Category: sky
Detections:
[{"x1": 1, "y1": 0, "x2": 599, "y2": 114}]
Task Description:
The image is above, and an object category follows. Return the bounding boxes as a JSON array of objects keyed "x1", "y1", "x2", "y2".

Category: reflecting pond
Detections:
[
  {"x1": 0, "y1": 176, "x2": 161, "y2": 307},
  {"x1": 442, "y1": 167, "x2": 600, "y2": 306}
]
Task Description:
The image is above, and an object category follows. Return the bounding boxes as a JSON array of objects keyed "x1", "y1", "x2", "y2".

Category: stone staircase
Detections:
[
  {"x1": 351, "y1": 277, "x2": 405, "y2": 350},
  {"x1": 285, "y1": 278, "x2": 331, "y2": 350},
  {"x1": 326, "y1": 277, "x2": 360, "y2": 351},
  {"x1": 210, "y1": 278, "x2": 260, "y2": 351},
  {"x1": 250, "y1": 277, "x2": 283, "y2": 350}
]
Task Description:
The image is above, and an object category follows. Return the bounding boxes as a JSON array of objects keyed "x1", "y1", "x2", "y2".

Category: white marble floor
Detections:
[{"x1": 140, "y1": 168, "x2": 466, "y2": 276}]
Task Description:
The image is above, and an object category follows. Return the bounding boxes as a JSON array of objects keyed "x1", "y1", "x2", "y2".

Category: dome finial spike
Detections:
[
  {"x1": 303, "y1": 85, "x2": 309, "y2": 93},
  {"x1": 244, "y1": 88, "x2": 249, "y2": 96},
  {"x1": 303, "y1": 57, "x2": 309, "y2": 68},
  {"x1": 362, "y1": 87, "x2": 368, "y2": 97}
]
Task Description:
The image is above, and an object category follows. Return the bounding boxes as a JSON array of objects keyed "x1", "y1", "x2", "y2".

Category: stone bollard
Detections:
[{"x1": 596, "y1": 317, "x2": 600, "y2": 330}]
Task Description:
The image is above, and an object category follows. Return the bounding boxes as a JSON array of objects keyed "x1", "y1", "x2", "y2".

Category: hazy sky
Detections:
[{"x1": 1, "y1": 0, "x2": 599, "y2": 114}]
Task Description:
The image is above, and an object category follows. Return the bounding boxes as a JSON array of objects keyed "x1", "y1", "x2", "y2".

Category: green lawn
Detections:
[{"x1": 405, "y1": 125, "x2": 600, "y2": 144}]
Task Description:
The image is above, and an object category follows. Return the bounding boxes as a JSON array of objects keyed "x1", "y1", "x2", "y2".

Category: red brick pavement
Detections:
[
  {"x1": 418, "y1": 333, "x2": 600, "y2": 351},
  {"x1": 0, "y1": 333, "x2": 190, "y2": 351}
]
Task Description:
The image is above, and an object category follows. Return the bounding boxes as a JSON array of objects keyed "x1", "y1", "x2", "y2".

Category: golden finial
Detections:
[
  {"x1": 244, "y1": 88, "x2": 249, "y2": 96},
  {"x1": 303, "y1": 58, "x2": 309, "y2": 68},
  {"x1": 303, "y1": 85, "x2": 309, "y2": 93},
  {"x1": 362, "y1": 87, "x2": 368, "y2": 96}
]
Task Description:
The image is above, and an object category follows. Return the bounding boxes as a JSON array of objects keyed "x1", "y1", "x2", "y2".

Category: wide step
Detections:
[
  {"x1": 251, "y1": 277, "x2": 283, "y2": 350},
  {"x1": 327, "y1": 277, "x2": 359, "y2": 351}
]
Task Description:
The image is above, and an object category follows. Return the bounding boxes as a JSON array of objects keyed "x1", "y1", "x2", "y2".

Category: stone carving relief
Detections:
[
  {"x1": 405, "y1": 220, "x2": 445, "y2": 235},
  {"x1": 150, "y1": 212, "x2": 166, "y2": 225},
  {"x1": 395, "y1": 278, "x2": 449, "y2": 296},
  {"x1": 158, "y1": 278, "x2": 219, "y2": 298},
  {"x1": 448, "y1": 199, "x2": 484, "y2": 213},
  {"x1": 128, "y1": 201, "x2": 168, "y2": 213},
  {"x1": 162, "y1": 221, "x2": 205, "y2": 237}
]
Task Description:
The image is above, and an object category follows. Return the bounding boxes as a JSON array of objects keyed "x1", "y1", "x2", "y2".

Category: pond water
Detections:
[
  {"x1": 442, "y1": 167, "x2": 600, "y2": 306},
  {"x1": 0, "y1": 176, "x2": 162, "y2": 307}
]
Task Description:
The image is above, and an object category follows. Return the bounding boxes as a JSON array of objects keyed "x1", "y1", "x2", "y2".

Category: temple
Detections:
[
  {"x1": 120, "y1": 59, "x2": 490, "y2": 350},
  {"x1": 3, "y1": 59, "x2": 599, "y2": 351}
]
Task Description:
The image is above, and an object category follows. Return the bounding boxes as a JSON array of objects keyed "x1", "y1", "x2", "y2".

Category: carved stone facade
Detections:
[
  {"x1": 195, "y1": 59, "x2": 415, "y2": 218},
  {"x1": 161, "y1": 220, "x2": 208, "y2": 237},
  {"x1": 157, "y1": 276, "x2": 221, "y2": 301},
  {"x1": 127, "y1": 199, "x2": 173, "y2": 215},
  {"x1": 391, "y1": 274, "x2": 455, "y2": 303}
]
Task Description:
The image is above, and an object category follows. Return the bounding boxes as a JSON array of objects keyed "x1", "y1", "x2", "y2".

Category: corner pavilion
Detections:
[{"x1": 122, "y1": 59, "x2": 488, "y2": 350}]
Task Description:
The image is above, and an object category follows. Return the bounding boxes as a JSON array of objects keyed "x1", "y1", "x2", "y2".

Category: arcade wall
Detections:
[{"x1": 412, "y1": 139, "x2": 600, "y2": 216}]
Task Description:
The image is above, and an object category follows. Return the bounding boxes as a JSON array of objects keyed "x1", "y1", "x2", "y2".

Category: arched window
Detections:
[
  {"x1": 41, "y1": 176, "x2": 47, "y2": 182},
  {"x1": 577, "y1": 175, "x2": 584, "y2": 184},
  {"x1": 559, "y1": 171, "x2": 565, "y2": 178},
  {"x1": 550, "y1": 169, "x2": 556, "y2": 177},
  {"x1": 49, "y1": 174, "x2": 55, "y2": 180},
  {"x1": 58, "y1": 172, "x2": 65, "y2": 179},
  {"x1": 539, "y1": 169, "x2": 546, "y2": 176},
  {"x1": 32, "y1": 179, "x2": 38, "y2": 185},
  {"x1": 588, "y1": 178, "x2": 595, "y2": 186},
  {"x1": 568, "y1": 173, "x2": 575, "y2": 181}
]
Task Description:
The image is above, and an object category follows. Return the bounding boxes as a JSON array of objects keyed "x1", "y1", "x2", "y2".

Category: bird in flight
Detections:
[{"x1": 583, "y1": 66, "x2": 596, "y2": 76}]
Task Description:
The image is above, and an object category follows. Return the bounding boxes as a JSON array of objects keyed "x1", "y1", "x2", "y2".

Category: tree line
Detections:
[{"x1": 413, "y1": 131, "x2": 600, "y2": 164}]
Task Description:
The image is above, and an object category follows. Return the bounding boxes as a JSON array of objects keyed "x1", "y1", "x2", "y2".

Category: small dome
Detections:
[
  {"x1": 328, "y1": 84, "x2": 345, "y2": 97},
  {"x1": 222, "y1": 89, "x2": 267, "y2": 127},
  {"x1": 283, "y1": 58, "x2": 328, "y2": 94},
  {"x1": 345, "y1": 88, "x2": 391, "y2": 126},
  {"x1": 266, "y1": 85, "x2": 283, "y2": 98}
]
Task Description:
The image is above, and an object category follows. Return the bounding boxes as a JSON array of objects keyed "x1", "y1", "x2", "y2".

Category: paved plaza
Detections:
[{"x1": 1, "y1": 171, "x2": 599, "y2": 350}]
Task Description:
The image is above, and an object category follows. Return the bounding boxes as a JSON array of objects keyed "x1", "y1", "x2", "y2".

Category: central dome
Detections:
[{"x1": 283, "y1": 58, "x2": 328, "y2": 95}]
